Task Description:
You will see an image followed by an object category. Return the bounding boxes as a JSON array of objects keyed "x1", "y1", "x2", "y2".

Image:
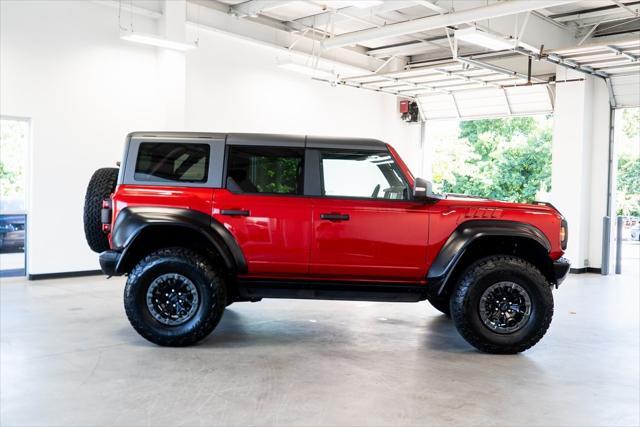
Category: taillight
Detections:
[
  {"x1": 101, "y1": 199, "x2": 113, "y2": 233},
  {"x1": 560, "y1": 219, "x2": 568, "y2": 250}
]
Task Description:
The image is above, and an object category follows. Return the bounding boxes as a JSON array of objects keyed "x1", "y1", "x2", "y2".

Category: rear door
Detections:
[
  {"x1": 308, "y1": 146, "x2": 430, "y2": 281},
  {"x1": 212, "y1": 135, "x2": 311, "y2": 277}
]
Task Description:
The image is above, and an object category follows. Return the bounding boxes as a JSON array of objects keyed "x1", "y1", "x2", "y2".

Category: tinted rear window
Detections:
[
  {"x1": 226, "y1": 146, "x2": 304, "y2": 195},
  {"x1": 135, "y1": 143, "x2": 210, "y2": 183}
]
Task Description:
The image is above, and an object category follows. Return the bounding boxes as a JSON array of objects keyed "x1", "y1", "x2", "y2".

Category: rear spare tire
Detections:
[{"x1": 83, "y1": 167, "x2": 118, "y2": 253}]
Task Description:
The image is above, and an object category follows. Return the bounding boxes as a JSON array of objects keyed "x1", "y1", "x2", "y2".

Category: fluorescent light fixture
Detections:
[
  {"x1": 352, "y1": 0, "x2": 384, "y2": 8},
  {"x1": 455, "y1": 27, "x2": 515, "y2": 51},
  {"x1": 278, "y1": 61, "x2": 337, "y2": 81},
  {"x1": 121, "y1": 31, "x2": 197, "y2": 51}
]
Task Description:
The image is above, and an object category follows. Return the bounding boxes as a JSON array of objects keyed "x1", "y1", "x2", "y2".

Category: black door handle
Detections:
[
  {"x1": 220, "y1": 209, "x2": 250, "y2": 216},
  {"x1": 320, "y1": 213, "x2": 350, "y2": 221}
]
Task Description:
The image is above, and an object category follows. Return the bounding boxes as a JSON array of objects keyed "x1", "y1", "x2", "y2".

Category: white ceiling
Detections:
[{"x1": 106, "y1": 0, "x2": 640, "y2": 112}]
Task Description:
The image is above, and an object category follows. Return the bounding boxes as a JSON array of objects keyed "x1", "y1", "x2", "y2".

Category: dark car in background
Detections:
[{"x1": 0, "y1": 215, "x2": 26, "y2": 253}]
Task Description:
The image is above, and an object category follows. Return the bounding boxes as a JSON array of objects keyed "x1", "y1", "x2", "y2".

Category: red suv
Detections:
[{"x1": 84, "y1": 132, "x2": 569, "y2": 353}]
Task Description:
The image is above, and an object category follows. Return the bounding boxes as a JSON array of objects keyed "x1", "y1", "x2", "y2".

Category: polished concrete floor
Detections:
[{"x1": 1, "y1": 249, "x2": 639, "y2": 426}]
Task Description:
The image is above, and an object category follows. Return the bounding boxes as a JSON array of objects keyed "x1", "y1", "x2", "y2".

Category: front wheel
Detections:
[
  {"x1": 124, "y1": 247, "x2": 226, "y2": 346},
  {"x1": 451, "y1": 255, "x2": 553, "y2": 354}
]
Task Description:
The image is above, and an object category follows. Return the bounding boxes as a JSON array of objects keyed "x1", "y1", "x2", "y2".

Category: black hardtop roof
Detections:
[{"x1": 127, "y1": 132, "x2": 387, "y2": 150}]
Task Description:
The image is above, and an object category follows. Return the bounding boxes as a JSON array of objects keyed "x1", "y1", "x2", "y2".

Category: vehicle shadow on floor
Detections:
[
  {"x1": 198, "y1": 309, "x2": 354, "y2": 348},
  {"x1": 203, "y1": 309, "x2": 479, "y2": 354},
  {"x1": 420, "y1": 314, "x2": 473, "y2": 353}
]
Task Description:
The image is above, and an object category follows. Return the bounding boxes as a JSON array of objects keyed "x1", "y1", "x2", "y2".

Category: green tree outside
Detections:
[
  {"x1": 433, "y1": 116, "x2": 553, "y2": 203},
  {"x1": 0, "y1": 119, "x2": 28, "y2": 203}
]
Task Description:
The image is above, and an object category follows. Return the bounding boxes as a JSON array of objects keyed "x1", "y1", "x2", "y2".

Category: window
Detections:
[
  {"x1": 321, "y1": 151, "x2": 409, "y2": 200},
  {"x1": 226, "y1": 146, "x2": 304, "y2": 195},
  {"x1": 135, "y1": 143, "x2": 210, "y2": 183}
]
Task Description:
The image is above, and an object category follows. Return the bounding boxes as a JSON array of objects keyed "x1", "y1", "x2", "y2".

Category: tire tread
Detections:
[
  {"x1": 83, "y1": 167, "x2": 119, "y2": 253},
  {"x1": 451, "y1": 255, "x2": 554, "y2": 354},
  {"x1": 124, "y1": 247, "x2": 226, "y2": 346}
]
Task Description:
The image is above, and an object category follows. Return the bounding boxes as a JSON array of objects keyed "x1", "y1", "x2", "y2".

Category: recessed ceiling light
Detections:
[{"x1": 455, "y1": 27, "x2": 515, "y2": 51}]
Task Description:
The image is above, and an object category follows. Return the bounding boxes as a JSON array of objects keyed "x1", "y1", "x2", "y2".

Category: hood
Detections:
[{"x1": 441, "y1": 193, "x2": 561, "y2": 215}]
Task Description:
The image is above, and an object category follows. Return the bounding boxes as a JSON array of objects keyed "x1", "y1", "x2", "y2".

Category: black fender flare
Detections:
[
  {"x1": 111, "y1": 207, "x2": 247, "y2": 274},
  {"x1": 427, "y1": 220, "x2": 551, "y2": 295}
]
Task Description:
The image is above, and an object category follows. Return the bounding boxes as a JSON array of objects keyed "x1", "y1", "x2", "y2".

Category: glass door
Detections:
[{"x1": 0, "y1": 117, "x2": 28, "y2": 277}]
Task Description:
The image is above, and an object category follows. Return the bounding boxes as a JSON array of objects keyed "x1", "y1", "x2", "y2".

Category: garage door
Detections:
[{"x1": 418, "y1": 85, "x2": 553, "y2": 120}]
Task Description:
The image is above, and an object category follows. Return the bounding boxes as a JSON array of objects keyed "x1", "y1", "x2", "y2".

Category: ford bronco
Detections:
[{"x1": 84, "y1": 132, "x2": 570, "y2": 353}]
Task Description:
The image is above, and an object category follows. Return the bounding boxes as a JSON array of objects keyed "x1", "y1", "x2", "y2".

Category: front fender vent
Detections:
[{"x1": 465, "y1": 208, "x2": 503, "y2": 219}]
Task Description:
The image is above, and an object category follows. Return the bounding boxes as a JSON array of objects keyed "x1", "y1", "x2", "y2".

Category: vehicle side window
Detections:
[
  {"x1": 226, "y1": 146, "x2": 304, "y2": 195},
  {"x1": 135, "y1": 143, "x2": 210, "y2": 183},
  {"x1": 320, "y1": 150, "x2": 409, "y2": 200}
]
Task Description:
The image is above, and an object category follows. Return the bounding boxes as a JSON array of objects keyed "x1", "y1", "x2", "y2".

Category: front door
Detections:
[
  {"x1": 212, "y1": 143, "x2": 311, "y2": 277},
  {"x1": 309, "y1": 148, "x2": 430, "y2": 281}
]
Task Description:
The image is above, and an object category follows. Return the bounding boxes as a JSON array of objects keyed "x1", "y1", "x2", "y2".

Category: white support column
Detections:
[
  {"x1": 551, "y1": 67, "x2": 612, "y2": 272},
  {"x1": 158, "y1": 0, "x2": 187, "y2": 129}
]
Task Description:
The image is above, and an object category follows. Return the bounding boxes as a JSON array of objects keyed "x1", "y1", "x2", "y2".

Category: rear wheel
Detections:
[
  {"x1": 83, "y1": 167, "x2": 118, "y2": 253},
  {"x1": 450, "y1": 255, "x2": 553, "y2": 354},
  {"x1": 124, "y1": 247, "x2": 226, "y2": 346}
]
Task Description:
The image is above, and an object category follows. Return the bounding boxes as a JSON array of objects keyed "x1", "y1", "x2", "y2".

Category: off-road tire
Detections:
[
  {"x1": 83, "y1": 167, "x2": 118, "y2": 253},
  {"x1": 427, "y1": 296, "x2": 451, "y2": 317},
  {"x1": 124, "y1": 247, "x2": 226, "y2": 346},
  {"x1": 451, "y1": 255, "x2": 553, "y2": 354}
]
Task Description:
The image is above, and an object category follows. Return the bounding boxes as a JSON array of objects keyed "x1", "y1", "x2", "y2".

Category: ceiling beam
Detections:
[
  {"x1": 531, "y1": 11, "x2": 569, "y2": 30},
  {"x1": 413, "y1": 0, "x2": 448, "y2": 14},
  {"x1": 187, "y1": 0, "x2": 390, "y2": 74},
  {"x1": 549, "y1": 1, "x2": 640, "y2": 22},
  {"x1": 607, "y1": 44, "x2": 640, "y2": 61},
  {"x1": 231, "y1": 0, "x2": 294, "y2": 18},
  {"x1": 609, "y1": 0, "x2": 640, "y2": 17},
  {"x1": 290, "y1": 1, "x2": 418, "y2": 30},
  {"x1": 457, "y1": 56, "x2": 546, "y2": 83},
  {"x1": 322, "y1": 0, "x2": 578, "y2": 49}
]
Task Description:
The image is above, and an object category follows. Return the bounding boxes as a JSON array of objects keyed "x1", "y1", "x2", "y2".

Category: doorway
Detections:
[
  {"x1": 0, "y1": 116, "x2": 29, "y2": 277},
  {"x1": 614, "y1": 107, "x2": 640, "y2": 277}
]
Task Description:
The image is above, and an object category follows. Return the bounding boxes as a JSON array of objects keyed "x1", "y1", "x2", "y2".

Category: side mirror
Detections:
[{"x1": 413, "y1": 177, "x2": 442, "y2": 200}]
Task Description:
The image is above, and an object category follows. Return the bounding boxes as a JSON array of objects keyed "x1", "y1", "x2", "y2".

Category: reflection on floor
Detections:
[{"x1": 0, "y1": 253, "x2": 638, "y2": 426}]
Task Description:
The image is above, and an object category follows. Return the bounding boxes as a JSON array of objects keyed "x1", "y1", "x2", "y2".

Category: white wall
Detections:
[
  {"x1": 588, "y1": 78, "x2": 614, "y2": 272},
  {"x1": 184, "y1": 29, "x2": 421, "y2": 171},
  {"x1": 0, "y1": 0, "x2": 168, "y2": 274},
  {"x1": 0, "y1": 1, "x2": 420, "y2": 275},
  {"x1": 551, "y1": 68, "x2": 612, "y2": 271}
]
